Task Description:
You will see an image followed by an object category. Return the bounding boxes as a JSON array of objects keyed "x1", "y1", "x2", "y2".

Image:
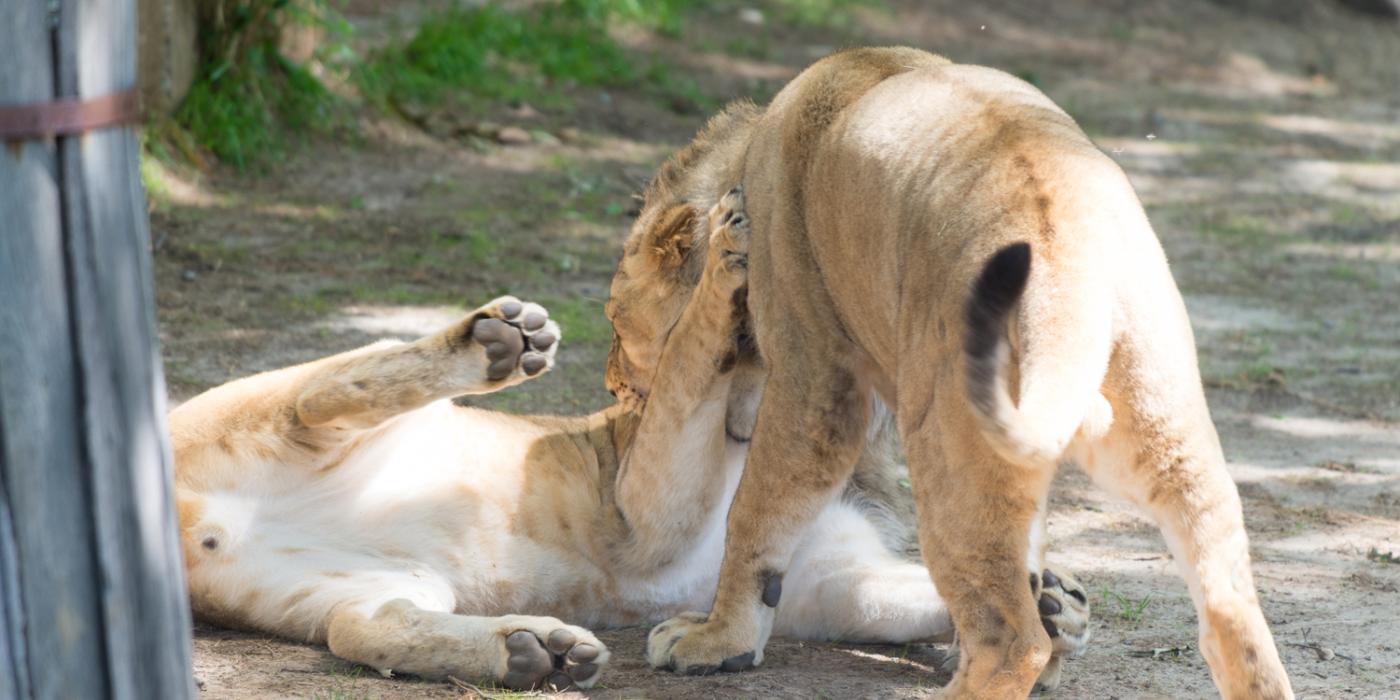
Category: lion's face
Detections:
[
  {"x1": 604, "y1": 199, "x2": 704, "y2": 404},
  {"x1": 604, "y1": 194, "x2": 766, "y2": 441}
]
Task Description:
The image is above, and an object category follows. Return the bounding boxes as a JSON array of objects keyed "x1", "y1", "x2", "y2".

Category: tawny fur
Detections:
[
  {"x1": 170, "y1": 194, "x2": 1093, "y2": 692},
  {"x1": 606, "y1": 48, "x2": 1292, "y2": 699}
]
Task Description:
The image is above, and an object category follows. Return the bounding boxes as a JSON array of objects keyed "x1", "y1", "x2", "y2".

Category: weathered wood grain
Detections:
[{"x1": 0, "y1": 0, "x2": 194, "y2": 697}]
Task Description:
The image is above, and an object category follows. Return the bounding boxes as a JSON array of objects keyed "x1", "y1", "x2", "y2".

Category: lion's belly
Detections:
[{"x1": 186, "y1": 401, "x2": 745, "y2": 633}]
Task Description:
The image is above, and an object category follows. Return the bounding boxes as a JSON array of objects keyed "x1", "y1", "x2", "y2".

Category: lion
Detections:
[
  {"x1": 170, "y1": 188, "x2": 1089, "y2": 692},
  {"x1": 604, "y1": 47, "x2": 1294, "y2": 698}
]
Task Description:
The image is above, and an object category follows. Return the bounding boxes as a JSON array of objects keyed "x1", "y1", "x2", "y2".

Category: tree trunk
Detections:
[{"x1": 0, "y1": 1, "x2": 195, "y2": 698}]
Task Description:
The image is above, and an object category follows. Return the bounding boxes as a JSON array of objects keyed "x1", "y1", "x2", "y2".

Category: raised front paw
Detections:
[
  {"x1": 495, "y1": 616, "x2": 608, "y2": 691},
  {"x1": 469, "y1": 296, "x2": 560, "y2": 382},
  {"x1": 646, "y1": 612, "x2": 761, "y2": 676},
  {"x1": 706, "y1": 186, "x2": 750, "y2": 278},
  {"x1": 1032, "y1": 565, "x2": 1092, "y2": 694}
]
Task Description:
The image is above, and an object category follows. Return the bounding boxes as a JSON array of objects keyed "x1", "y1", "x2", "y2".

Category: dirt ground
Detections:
[{"x1": 150, "y1": 1, "x2": 1400, "y2": 697}]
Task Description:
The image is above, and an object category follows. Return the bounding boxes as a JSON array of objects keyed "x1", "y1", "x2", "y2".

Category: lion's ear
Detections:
[{"x1": 645, "y1": 203, "x2": 699, "y2": 271}]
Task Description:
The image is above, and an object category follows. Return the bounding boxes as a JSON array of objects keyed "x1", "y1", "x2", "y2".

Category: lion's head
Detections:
[{"x1": 603, "y1": 101, "x2": 761, "y2": 408}]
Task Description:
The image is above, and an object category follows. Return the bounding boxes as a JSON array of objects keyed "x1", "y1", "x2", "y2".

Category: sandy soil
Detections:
[{"x1": 152, "y1": 1, "x2": 1400, "y2": 697}]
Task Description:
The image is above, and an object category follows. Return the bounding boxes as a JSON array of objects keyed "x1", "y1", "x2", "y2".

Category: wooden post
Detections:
[{"x1": 0, "y1": 0, "x2": 195, "y2": 698}]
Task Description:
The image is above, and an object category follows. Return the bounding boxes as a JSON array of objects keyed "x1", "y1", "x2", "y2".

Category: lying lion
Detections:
[
  {"x1": 172, "y1": 188, "x2": 1088, "y2": 691},
  {"x1": 609, "y1": 47, "x2": 1293, "y2": 698}
]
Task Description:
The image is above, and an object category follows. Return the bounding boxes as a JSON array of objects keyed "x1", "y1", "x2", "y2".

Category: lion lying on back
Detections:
[{"x1": 173, "y1": 187, "x2": 1089, "y2": 690}]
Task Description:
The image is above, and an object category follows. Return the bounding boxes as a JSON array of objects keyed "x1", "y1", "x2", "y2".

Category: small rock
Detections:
[
  {"x1": 557, "y1": 127, "x2": 583, "y2": 144},
  {"x1": 422, "y1": 113, "x2": 457, "y2": 138},
  {"x1": 668, "y1": 95, "x2": 701, "y2": 115},
  {"x1": 394, "y1": 99, "x2": 429, "y2": 123},
  {"x1": 510, "y1": 102, "x2": 542, "y2": 119},
  {"x1": 181, "y1": 269, "x2": 198, "y2": 282},
  {"x1": 738, "y1": 7, "x2": 765, "y2": 25},
  {"x1": 466, "y1": 121, "x2": 501, "y2": 139},
  {"x1": 1315, "y1": 646, "x2": 1335, "y2": 661},
  {"x1": 496, "y1": 126, "x2": 531, "y2": 145},
  {"x1": 530, "y1": 129, "x2": 561, "y2": 146},
  {"x1": 465, "y1": 135, "x2": 493, "y2": 153}
]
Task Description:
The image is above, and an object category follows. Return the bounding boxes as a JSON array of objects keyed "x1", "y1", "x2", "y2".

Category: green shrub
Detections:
[
  {"x1": 173, "y1": 0, "x2": 350, "y2": 169},
  {"x1": 358, "y1": 2, "x2": 641, "y2": 110}
]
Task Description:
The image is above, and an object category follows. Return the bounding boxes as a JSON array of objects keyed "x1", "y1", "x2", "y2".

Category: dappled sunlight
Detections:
[
  {"x1": 1172, "y1": 51, "x2": 1335, "y2": 100},
  {"x1": 1281, "y1": 241, "x2": 1400, "y2": 261},
  {"x1": 250, "y1": 200, "x2": 347, "y2": 222},
  {"x1": 1280, "y1": 159, "x2": 1400, "y2": 208},
  {"x1": 1249, "y1": 415, "x2": 1400, "y2": 449},
  {"x1": 317, "y1": 304, "x2": 464, "y2": 338},
  {"x1": 143, "y1": 156, "x2": 234, "y2": 209},
  {"x1": 1258, "y1": 113, "x2": 1400, "y2": 151},
  {"x1": 1184, "y1": 294, "x2": 1302, "y2": 333}
]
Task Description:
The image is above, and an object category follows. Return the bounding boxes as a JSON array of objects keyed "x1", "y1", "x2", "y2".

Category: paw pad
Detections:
[
  {"x1": 501, "y1": 627, "x2": 602, "y2": 692},
  {"x1": 471, "y1": 297, "x2": 559, "y2": 380}
]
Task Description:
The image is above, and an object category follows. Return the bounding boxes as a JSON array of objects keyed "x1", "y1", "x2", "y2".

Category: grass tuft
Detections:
[{"x1": 1100, "y1": 589, "x2": 1153, "y2": 623}]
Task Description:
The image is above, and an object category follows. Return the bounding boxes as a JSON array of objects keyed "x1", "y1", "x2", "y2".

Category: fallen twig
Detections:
[{"x1": 1128, "y1": 645, "x2": 1191, "y2": 659}]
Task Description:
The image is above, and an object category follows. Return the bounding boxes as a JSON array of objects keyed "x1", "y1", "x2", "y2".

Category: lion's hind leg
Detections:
[
  {"x1": 1076, "y1": 398, "x2": 1292, "y2": 699},
  {"x1": 775, "y1": 501, "x2": 954, "y2": 644},
  {"x1": 900, "y1": 382, "x2": 1055, "y2": 699},
  {"x1": 188, "y1": 538, "x2": 609, "y2": 691},
  {"x1": 328, "y1": 604, "x2": 608, "y2": 691}
]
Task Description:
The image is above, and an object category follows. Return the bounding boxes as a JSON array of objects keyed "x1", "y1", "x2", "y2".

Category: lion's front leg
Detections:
[
  {"x1": 611, "y1": 187, "x2": 753, "y2": 568},
  {"x1": 295, "y1": 296, "x2": 560, "y2": 429}
]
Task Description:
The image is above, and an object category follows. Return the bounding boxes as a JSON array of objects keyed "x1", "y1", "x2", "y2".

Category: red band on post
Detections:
[{"x1": 0, "y1": 89, "x2": 141, "y2": 140}]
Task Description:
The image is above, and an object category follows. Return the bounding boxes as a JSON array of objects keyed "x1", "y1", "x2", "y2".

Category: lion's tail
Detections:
[{"x1": 962, "y1": 242, "x2": 1113, "y2": 470}]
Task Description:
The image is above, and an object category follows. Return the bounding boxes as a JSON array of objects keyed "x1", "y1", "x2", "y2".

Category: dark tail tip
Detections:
[{"x1": 964, "y1": 243, "x2": 1032, "y2": 359}]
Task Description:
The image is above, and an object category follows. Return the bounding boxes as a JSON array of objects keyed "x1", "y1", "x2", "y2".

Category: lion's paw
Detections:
[
  {"x1": 1038, "y1": 566, "x2": 1090, "y2": 659},
  {"x1": 468, "y1": 296, "x2": 559, "y2": 383},
  {"x1": 939, "y1": 566, "x2": 1092, "y2": 693},
  {"x1": 1032, "y1": 565, "x2": 1091, "y2": 694},
  {"x1": 646, "y1": 612, "x2": 761, "y2": 676},
  {"x1": 496, "y1": 617, "x2": 607, "y2": 691},
  {"x1": 706, "y1": 186, "x2": 750, "y2": 277}
]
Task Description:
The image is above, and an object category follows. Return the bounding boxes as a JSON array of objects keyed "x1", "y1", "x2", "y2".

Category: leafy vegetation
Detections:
[
  {"x1": 162, "y1": 0, "x2": 889, "y2": 168},
  {"x1": 357, "y1": 0, "x2": 713, "y2": 113},
  {"x1": 171, "y1": 0, "x2": 352, "y2": 168},
  {"x1": 178, "y1": 46, "x2": 344, "y2": 168}
]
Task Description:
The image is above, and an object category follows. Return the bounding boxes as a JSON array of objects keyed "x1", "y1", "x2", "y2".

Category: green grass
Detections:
[
  {"x1": 772, "y1": 0, "x2": 879, "y2": 28},
  {"x1": 1100, "y1": 589, "x2": 1153, "y2": 623},
  {"x1": 1368, "y1": 547, "x2": 1398, "y2": 565},
  {"x1": 177, "y1": 45, "x2": 346, "y2": 169},
  {"x1": 357, "y1": 0, "x2": 722, "y2": 117},
  {"x1": 358, "y1": 2, "x2": 637, "y2": 110},
  {"x1": 1198, "y1": 216, "x2": 1275, "y2": 249},
  {"x1": 542, "y1": 296, "x2": 614, "y2": 347},
  {"x1": 140, "y1": 151, "x2": 173, "y2": 203}
]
